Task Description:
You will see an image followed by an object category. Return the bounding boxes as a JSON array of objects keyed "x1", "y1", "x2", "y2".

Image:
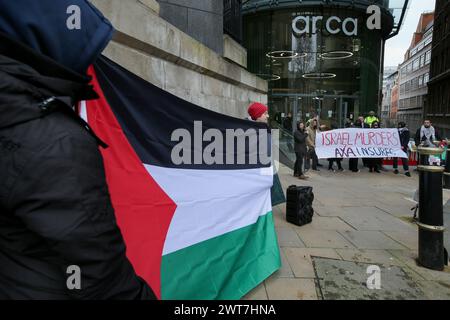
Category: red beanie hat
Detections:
[{"x1": 248, "y1": 102, "x2": 268, "y2": 120}]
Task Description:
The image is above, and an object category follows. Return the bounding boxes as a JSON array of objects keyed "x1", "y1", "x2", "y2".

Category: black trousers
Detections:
[
  {"x1": 368, "y1": 158, "x2": 382, "y2": 170},
  {"x1": 294, "y1": 152, "x2": 305, "y2": 176},
  {"x1": 305, "y1": 149, "x2": 318, "y2": 170},
  {"x1": 393, "y1": 157, "x2": 409, "y2": 171},
  {"x1": 349, "y1": 158, "x2": 359, "y2": 171},
  {"x1": 328, "y1": 158, "x2": 343, "y2": 170}
]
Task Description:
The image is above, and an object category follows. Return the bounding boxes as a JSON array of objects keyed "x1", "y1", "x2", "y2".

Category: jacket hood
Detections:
[
  {"x1": 0, "y1": 32, "x2": 98, "y2": 129},
  {"x1": 0, "y1": 0, "x2": 113, "y2": 74}
]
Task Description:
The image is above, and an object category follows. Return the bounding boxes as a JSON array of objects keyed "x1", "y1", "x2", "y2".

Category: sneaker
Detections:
[
  {"x1": 405, "y1": 172, "x2": 411, "y2": 177},
  {"x1": 313, "y1": 168, "x2": 320, "y2": 171},
  {"x1": 374, "y1": 168, "x2": 381, "y2": 173},
  {"x1": 298, "y1": 175, "x2": 309, "y2": 180},
  {"x1": 338, "y1": 168, "x2": 344, "y2": 172},
  {"x1": 352, "y1": 169, "x2": 360, "y2": 173},
  {"x1": 394, "y1": 169, "x2": 399, "y2": 174}
]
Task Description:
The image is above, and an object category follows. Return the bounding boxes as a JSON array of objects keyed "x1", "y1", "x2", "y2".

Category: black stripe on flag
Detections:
[{"x1": 94, "y1": 56, "x2": 272, "y2": 170}]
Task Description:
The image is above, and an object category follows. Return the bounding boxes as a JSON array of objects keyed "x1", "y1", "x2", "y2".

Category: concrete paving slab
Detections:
[
  {"x1": 416, "y1": 281, "x2": 450, "y2": 300},
  {"x1": 275, "y1": 227, "x2": 306, "y2": 248},
  {"x1": 336, "y1": 249, "x2": 403, "y2": 266},
  {"x1": 313, "y1": 257, "x2": 427, "y2": 300},
  {"x1": 382, "y1": 230, "x2": 418, "y2": 251},
  {"x1": 283, "y1": 247, "x2": 341, "y2": 279},
  {"x1": 339, "y1": 230, "x2": 408, "y2": 250},
  {"x1": 296, "y1": 229, "x2": 355, "y2": 249},
  {"x1": 296, "y1": 216, "x2": 355, "y2": 231},
  {"x1": 271, "y1": 246, "x2": 294, "y2": 278},
  {"x1": 242, "y1": 282, "x2": 268, "y2": 300},
  {"x1": 388, "y1": 250, "x2": 450, "y2": 282},
  {"x1": 265, "y1": 276, "x2": 318, "y2": 300},
  {"x1": 338, "y1": 207, "x2": 415, "y2": 232}
]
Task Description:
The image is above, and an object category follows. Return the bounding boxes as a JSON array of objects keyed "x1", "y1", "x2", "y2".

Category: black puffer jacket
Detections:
[{"x1": 0, "y1": 33, "x2": 155, "y2": 300}]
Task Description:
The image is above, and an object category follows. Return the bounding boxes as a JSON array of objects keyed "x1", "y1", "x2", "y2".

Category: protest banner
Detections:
[{"x1": 315, "y1": 128, "x2": 408, "y2": 159}]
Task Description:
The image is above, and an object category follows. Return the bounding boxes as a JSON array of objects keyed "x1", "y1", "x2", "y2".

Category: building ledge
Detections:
[
  {"x1": 91, "y1": 0, "x2": 267, "y2": 94},
  {"x1": 223, "y1": 34, "x2": 247, "y2": 69},
  {"x1": 137, "y1": 0, "x2": 159, "y2": 15}
]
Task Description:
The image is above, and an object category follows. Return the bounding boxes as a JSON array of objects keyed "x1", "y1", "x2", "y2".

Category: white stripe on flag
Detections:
[
  {"x1": 79, "y1": 100, "x2": 88, "y2": 122},
  {"x1": 144, "y1": 164, "x2": 274, "y2": 255}
]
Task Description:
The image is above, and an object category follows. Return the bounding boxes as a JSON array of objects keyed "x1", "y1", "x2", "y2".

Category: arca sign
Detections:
[
  {"x1": 292, "y1": 15, "x2": 358, "y2": 36},
  {"x1": 292, "y1": 5, "x2": 383, "y2": 37}
]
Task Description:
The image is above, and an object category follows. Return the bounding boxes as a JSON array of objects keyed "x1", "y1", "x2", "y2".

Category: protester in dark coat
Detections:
[
  {"x1": 283, "y1": 112, "x2": 293, "y2": 132},
  {"x1": 393, "y1": 122, "x2": 411, "y2": 177},
  {"x1": 327, "y1": 123, "x2": 344, "y2": 172},
  {"x1": 0, "y1": 5, "x2": 155, "y2": 300},
  {"x1": 367, "y1": 121, "x2": 382, "y2": 173},
  {"x1": 294, "y1": 122, "x2": 308, "y2": 179},
  {"x1": 348, "y1": 118, "x2": 367, "y2": 172}
]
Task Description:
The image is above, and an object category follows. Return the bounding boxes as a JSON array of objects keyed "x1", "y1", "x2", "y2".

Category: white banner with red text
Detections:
[{"x1": 315, "y1": 128, "x2": 408, "y2": 159}]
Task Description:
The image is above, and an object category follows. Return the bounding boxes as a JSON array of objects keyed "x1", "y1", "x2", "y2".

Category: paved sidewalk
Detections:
[{"x1": 243, "y1": 162, "x2": 450, "y2": 300}]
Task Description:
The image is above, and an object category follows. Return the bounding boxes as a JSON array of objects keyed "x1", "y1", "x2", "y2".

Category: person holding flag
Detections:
[{"x1": 0, "y1": 0, "x2": 155, "y2": 299}]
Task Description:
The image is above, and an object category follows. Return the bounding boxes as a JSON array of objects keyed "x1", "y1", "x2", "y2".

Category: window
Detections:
[
  {"x1": 406, "y1": 63, "x2": 411, "y2": 73},
  {"x1": 424, "y1": 72, "x2": 429, "y2": 84},
  {"x1": 418, "y1": 75, "x2": 424, "y2": 87},
  {"x1": 425, "y1": 36, "x2": 432, "y2": 46},
  {"x1": 425, "y1": 50, "x2": 431, "y2": 64},
  {"x1": 418, "y1": 42, "x2": 424, "y2": 52},
  {"x1": 419, "y1": 54, "x2": 424, "y2": 67},
  {"x1": 413, "y1": 58, "x2": 420, "y2": 70}
]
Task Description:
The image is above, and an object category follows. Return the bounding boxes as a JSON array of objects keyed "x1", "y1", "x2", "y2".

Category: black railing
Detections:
[{"x1": 223, "y1": 0, "x2": 243, "y2": 43}]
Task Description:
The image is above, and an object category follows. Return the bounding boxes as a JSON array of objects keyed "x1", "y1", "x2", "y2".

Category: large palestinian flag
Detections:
[{"x1": 80, "y1": 56, "x2": 281, "y2": 300}]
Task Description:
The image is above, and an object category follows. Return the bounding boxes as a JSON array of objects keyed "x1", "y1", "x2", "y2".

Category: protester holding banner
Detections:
[
  {"x1": 366, "y1": 121, "x2": 382, "y2": 173},
  {"x1": 0, "y1": 0, "x2": 156, "y2": 300},
  {"x1": 393, "y1": 122, "x2": 411, "y2": 177},
  {"x1": 315, "y1": 124, "x2": 408, "y2": 164},
  {"x1": 294, "y1": 122, "x2": 309, "y2": 179},
  {"x1": 364, "y1": 111, "x2": 380, "y2": 128},
  {"x1": 326, "y1": 124, "x2": 344, "y2": 172},
  {"x1": 306, "y1": 119, "x2": 320, "y2": 171},
  {"x1": 348, "y1": 117, "x2": 368, "y2": 172}
]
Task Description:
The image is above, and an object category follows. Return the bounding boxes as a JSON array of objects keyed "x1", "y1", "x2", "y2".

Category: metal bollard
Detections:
[
  {"x1": 416, "y1": 146, "x2": 447, "y2": 271},
  {"x1": 444, "y1": 140, "x2": 450, "y2": 189}
]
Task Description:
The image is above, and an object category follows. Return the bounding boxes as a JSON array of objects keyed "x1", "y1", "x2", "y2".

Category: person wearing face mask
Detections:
[
  {"x1": 294, "y1": 122, "x2": 308, "y2": 179},
  {"x1": 415, "y1": 119, "x2": 441, "y2": 147},
  {"x1": 393, "y1": 122, "x2": 411, "y2": 177}
]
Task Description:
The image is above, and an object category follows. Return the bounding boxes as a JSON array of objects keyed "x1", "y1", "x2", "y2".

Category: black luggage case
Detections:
[{"x1": 286, "y1": 185, "x2": 314, "y2": 226}]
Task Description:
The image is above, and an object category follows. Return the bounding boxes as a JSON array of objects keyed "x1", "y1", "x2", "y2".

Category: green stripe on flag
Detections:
[{"x1": 161, "y1": 212, "x2": 281, "y2": 300}]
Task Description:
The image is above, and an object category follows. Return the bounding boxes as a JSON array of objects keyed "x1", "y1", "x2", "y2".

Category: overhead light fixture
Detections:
[
  {"x1": 255, "y1": 74, "x2": 281, "y2": 81},
  {"x1": 266, "y1": 51, "x2": 306, "y2": 59},
  {"x1": 302, "y1": 72, "x2": 336, "y2": 79},
  {"x1": 319, "y1": 51, "x2": 354, "y2": 60}
]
